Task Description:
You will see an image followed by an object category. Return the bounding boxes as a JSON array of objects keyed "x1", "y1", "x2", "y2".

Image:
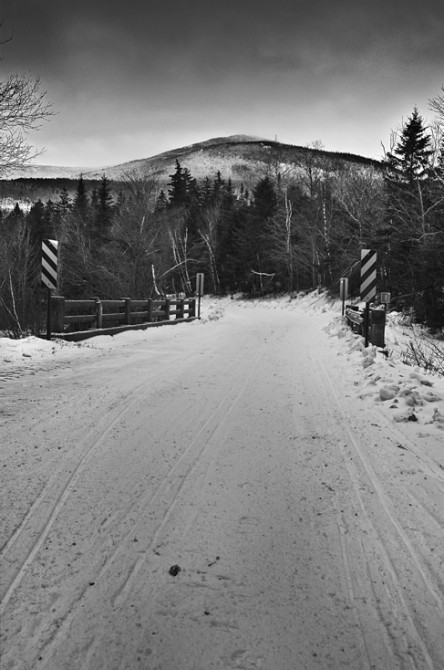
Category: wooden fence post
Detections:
[
  {"x1": 123, "y1": 297, "x2": 131, "y2": 325},
  {"x1": 189, "y1": 298, "x2": 196, "y2": 318},
  {"x1": 164, "y1": 298, "x2": 171, "y2": 320},
  {"x1": 147, "y1": 298, "x2": 153, "y2": 322},
  {"x1": 95, "y1": 297, "x2": 103, "y2": 329},
  {"x1": 176, "y1": 299, "x2": 184, "y2": 319},
  {"x1": 51, "y1": 295, "x2": 65, "y2": 333}
]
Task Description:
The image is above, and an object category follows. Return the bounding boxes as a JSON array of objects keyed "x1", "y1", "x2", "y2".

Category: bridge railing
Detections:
[{"x1": 50, "y1": 295, "x2": 197, "y2": 341}]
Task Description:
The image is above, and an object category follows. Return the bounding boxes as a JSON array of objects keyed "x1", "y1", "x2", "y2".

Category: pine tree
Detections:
[
  {"x1": 27, "y1": 199, "x2": 49, "y2": 245},
  {"x1": 7, "y1": 203, "x2": 25, "y2": 227},
  {"x1": 155, "y1": 190, "x2": 168, "y2": 211},
  {"x1": 56, "y1": 187, "x2": 72, "y2": 215},
  {"x1": 201, "y1": 177, "x2": 212, "y2": 206},
  {"x1": 90, "y1": 187, "x2": 98, "y2": 212},
  {"x1": 73, "y1": 175, "x2": 89, "y2": 219},
  {"x1": 215, "y1": 179, "x2": 238, "y2": 292},
  {"x1": 228, "y1": 177, "x2": 278, "y2": 294},
  {"x1": 251, "y1": 176, "x2": 278, "y2": 220},
  {"x1": 49, "y1": 187, "x2": 71, "y2": 241},
  {"x1": 212, "y1": 171, "x2": 225, "y2": 204},
  {"x1": 386, "y1": 108, "x2": 432, "y2": 186},
  {"x1": 384, "y1": 108, "x2": 444, "y2": 326},
  {"x1": 92, "y1": 175, "x2": 114, "y2": 244},
  {"x1": 168, "y1": 160, "x2": 189, "y2": 207},
  {"x1": 43, "y1": 199, "x2": 56, "y2": 238}
]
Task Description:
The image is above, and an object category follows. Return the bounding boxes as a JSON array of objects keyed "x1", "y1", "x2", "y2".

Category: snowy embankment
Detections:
[
  {"x1": 1, "y1": 293, "x2": 443, "y2": 670},
  {"x1": 322, "y1": 302, "x2": 444, "y2": 470}
]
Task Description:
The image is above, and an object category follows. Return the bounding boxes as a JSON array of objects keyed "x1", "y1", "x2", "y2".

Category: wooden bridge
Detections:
[{"x1": 50, "y1": 295, "x2": 197, "y2": 341}]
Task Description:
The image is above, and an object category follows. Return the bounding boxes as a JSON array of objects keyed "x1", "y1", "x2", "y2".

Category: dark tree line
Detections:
[
  {"x1": 1, "y1": 107, "x2": 444, "y2": 335},
  {"x1": 382, "y1": 107, "x2": 444, "y2": 327}
]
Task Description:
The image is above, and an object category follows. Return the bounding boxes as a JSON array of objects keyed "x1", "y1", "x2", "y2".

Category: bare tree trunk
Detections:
[
  {"x1": 198, "y1": 229, "x2": 220, "y2": 293},
  {"x1": 284, "y1": 192, "x2": 294, "y2": 291}
]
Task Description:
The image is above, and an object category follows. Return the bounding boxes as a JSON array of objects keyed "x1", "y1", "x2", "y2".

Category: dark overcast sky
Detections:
[{"x1": 1, "y1": 0, "x2": 443, "y2": 167}]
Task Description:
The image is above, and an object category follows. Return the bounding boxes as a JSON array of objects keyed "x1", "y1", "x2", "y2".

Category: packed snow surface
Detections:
[{"x1": 1, "y1": 294, "x2": 443, "y2": 669}]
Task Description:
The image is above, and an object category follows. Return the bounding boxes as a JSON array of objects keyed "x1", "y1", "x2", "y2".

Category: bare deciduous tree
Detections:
[
  {"x1": 0, "y1": 73, "x2": 53, "y2": 176},
  {"x1": 430, "y1": 87, "x2": 444, "y2": 128}
]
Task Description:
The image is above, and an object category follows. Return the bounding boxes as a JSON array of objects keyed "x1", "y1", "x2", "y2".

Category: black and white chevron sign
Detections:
[
  {"x1": 360, "y1": 249, "x2": 377, "y2": 303},
  {"x1": 41, "y1": 239, "x2": 59, "y2": 290}
]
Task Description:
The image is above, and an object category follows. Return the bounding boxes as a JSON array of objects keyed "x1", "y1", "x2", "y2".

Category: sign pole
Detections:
[
  {"x1": 196, "y1": 273, "x2": 204, "y2": 319},
  {"x1": 41, "y1": 239, "x2": 59, "y2": 339},
  {"x1": 360, "y1": 249, "x2": 377, "y2": 347},
  {"x1": 363, "y1": 302, "x2": 370, "y2": 347},
  {"x1": 46, "y1": 287, "x2": 52, "y2": 340},
  {"x1": 339, "y1": 277, "x2": 348, "y2": 316}
]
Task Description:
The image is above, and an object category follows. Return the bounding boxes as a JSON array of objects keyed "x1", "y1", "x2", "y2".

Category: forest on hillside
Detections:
[
  {"x1": 1, "y1": 107, "x2": 444, "y2": 336},
  {"x1": 0, "y1": 177, "x2": 108, "y2": 209}
]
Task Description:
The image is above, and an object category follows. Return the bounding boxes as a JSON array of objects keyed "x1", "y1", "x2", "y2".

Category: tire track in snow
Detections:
[
  {"x1": 335, "y1": 521, "x2": 385, "y2": 669},
  {"x1": 36, "y1": 347, "x2": 265, "y2": 668},
  {"x1": 99, "y1": 342, "x2": 265, "y2": 580},
  {"x1": 29, "y1": 339, "x2": 268, "y2": 666},
  {"x1": 315, "y1": 354, "x2": 441, "y2": 669},
  {"x1": 300, "y1": 391, "x2": 382, "y2": 670},
  {"x1": 0, "y1": 397, "x2": 138, "y2": 614},
  {"x1": 0, "y1": 355, "x2": 197, "y2": 614}
]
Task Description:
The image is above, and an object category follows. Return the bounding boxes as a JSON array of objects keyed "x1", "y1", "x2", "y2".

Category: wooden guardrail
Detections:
[
  {"x1": 50, "y1": 295, "x2": 197, "y2": 341},
  {"x1": 345, "y1": 304, "x2": 386, "y2": 346},
  {"x1": 345, "y1": 306, "x2": 364, "y2": 334}
]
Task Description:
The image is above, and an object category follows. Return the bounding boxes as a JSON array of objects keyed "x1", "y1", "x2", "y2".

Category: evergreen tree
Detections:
[
  {"x1": 92, "y1": 175, "x2": 114, "y2": 244},
  {"x1": 43, "y1": 199, "x2": 56, "y2": 239},
  {"x1": 212, "y1": 171, "x2": 225, "y2": 204},
  {"x1": 201, "y1": 177, "x2": 212, "y2": 206},
  {"x1": 386, "y1": 108, "x2": 432, "y2": 185},
  {"x1": 53, "y1": 187, "x2": 72, "y2": 237},
  {"x1": 7, "y1": 203, "x2": 26, "y2": 227},
  {"x1": 229, "y1": 177, "x2": 278, "y2": 294},
  {"x1": 155, "y1": 190, "x2": 168, "y2": 212},
  {"x1": 251, "y1": 176, "x2": 278, "y2": 220},
  {"x1": 27, "y1": 199, "x2": 48, "y2": 245},
  {"x1": 215, "y1": 179, "x2": 238, "y2": 292},
  {"x1": 383, "y1": 108, "x2": 444, "y2": 326},
  {"x1": 218, "y1": 197, "x2": 250, "y2": 293},
  {"x1": 168, "y1": 160, "x2": 190, "y2": 207},
  {"x1": 73, "y1": 175, "x2": 89, "y2": 219},
  {"x1": 57, "y1": 187, "x2": 72, "y2": 214},
  {"x1": 187, "y1": 175, "x2": 200, "y2": 206},
  {"x1": 90, "y1": 187, "x2": 98, "y2": 212}
]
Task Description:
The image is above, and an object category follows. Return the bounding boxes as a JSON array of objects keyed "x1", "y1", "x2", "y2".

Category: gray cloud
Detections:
[{"x1": 1, "y1": 0, "x2": 443, "y2": 166}]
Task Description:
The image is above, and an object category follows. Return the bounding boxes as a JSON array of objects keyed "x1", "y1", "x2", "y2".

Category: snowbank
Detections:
[{"x1": 324, "y1": 312, "x2": 444, "y2": 470}]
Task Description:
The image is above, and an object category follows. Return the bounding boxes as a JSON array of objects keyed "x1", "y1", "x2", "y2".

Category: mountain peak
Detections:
[{"x1": 4, "y1": 134, "x2": 381, "y2": 183}]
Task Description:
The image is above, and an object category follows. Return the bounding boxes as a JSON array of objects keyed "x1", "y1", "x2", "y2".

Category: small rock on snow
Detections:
[{"x1": 379, "y1": 386, "x2": 399, "y2": 401}]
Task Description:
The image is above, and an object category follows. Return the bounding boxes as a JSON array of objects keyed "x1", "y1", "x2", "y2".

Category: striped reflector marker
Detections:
[
  {"x1": 360, "y1": 249, "x2": 377, "y2": 302},
  {"x1": 41, "y1": 239, "x2": 59, "y2": 290}
]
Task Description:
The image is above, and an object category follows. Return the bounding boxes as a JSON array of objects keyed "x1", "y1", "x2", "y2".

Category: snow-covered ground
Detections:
[{"x1": 1, "y1": 294, "x2": 443, "y2": 669}]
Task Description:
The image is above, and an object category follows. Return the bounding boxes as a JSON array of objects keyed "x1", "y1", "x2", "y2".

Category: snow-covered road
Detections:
[{"x1": 1, "y1": 298, "x2": 444, "y2": 669}]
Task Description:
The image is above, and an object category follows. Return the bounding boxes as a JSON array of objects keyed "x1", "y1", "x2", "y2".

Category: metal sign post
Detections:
[
  {"x1": 339, "y1": 277, "x2": 349, "y2": 316},
  {"x1": 196, "y1": 273, "x2": 204, "y2": 319},
  {"x1": 41, "y1": 239, "x2": 59, "y2": 339}
]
